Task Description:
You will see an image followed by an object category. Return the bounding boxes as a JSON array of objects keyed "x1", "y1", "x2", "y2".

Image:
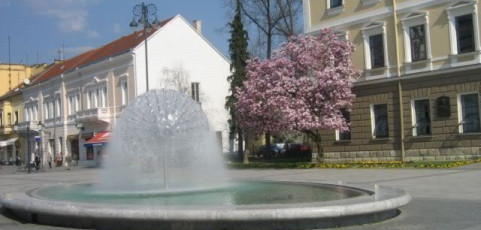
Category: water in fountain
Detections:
[{"x1": 97, "y1": 89, "x2": 228, "y2": 194}]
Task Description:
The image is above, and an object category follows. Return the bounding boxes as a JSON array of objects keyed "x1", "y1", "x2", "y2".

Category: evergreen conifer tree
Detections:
[{"x1": 226, "y1": 0, "x2": 249, "y2": 160}]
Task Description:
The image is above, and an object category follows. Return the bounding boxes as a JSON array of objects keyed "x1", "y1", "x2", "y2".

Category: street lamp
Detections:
[
  {"x1": 38, "y1": 121, "x2": 45, "y2": 171},
  {"x1": 130, "y1": 2, "x2": 159, "y2": 92}
]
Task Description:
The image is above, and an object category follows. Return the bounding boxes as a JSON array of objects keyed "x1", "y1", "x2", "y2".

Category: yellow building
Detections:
[
  {"x1": 0, "y1": 63, "x2": 48, "y2": 164},
  {"x1": 0, "y1": 87, "x2": 24, "y2": 164},
  {"x1": 0, "y1": 63, "x2": 47, "y2": 97},
  {"x1": 304, "y1": 0, "x2": 481, "y2": 162}
]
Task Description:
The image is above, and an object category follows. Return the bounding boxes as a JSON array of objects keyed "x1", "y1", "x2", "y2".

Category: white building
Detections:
[{"x1": 17, "y1": 15, "x2": 231, "y2": 167}]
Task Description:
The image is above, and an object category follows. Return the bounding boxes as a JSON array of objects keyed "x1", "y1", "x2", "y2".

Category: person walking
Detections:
[
  {"x1": 47, "y1": 153, "x2": 52, "y2": 169},
  {"x1": 34, "y1": 154, "x2": 40, "y2": 170}
]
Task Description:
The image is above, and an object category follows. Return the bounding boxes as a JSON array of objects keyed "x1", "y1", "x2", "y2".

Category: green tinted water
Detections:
[{"x1": 34, "y1": 182, "x2": 367, "y2": 206}]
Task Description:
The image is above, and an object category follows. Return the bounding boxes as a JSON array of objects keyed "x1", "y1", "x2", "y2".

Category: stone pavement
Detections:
[{"x1": 1, "y1": 163, "x2": 481, "y2": 230}]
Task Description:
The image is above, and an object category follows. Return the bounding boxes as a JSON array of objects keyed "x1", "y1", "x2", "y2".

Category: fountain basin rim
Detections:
[
  {"x1": 0, "y1": 181, "x2": 411, "y2": 222},
  {"x1": 28, "y1": 180, "x2": 373, "y2": 201}
]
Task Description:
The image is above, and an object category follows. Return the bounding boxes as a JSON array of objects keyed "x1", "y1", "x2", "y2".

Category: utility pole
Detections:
[{"x1": 8, "y1": 36, "x2": 12, "y2": 91}]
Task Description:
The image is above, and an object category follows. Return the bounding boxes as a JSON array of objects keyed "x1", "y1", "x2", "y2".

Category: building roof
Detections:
[{"x1": 30, "y1": 17, "x2": 174, "y2": 85}]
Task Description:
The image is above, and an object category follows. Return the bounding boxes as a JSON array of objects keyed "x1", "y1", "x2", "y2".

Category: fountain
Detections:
[{"x1": 0, "y1": 89, "x2": 410, "y2": 230}]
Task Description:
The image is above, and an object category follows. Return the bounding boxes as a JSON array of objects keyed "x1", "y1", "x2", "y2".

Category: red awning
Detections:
[{"x1": 84, "y1": 131, "x2": 110, "y2": 147}]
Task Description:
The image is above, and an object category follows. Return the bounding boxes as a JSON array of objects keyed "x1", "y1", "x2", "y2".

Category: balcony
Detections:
[
  {"x1": 14, "y1": 121, "x2": 42, "y2": 134},
  {"x1": 44, "y1": 117, "x2": 63, "y2": 127},
  {"x1": 0, "y1": 125, "x2": 12, "y2": 135},
  {"x1": 76, "y1": 107, "x2": 111, "y2": 125}
]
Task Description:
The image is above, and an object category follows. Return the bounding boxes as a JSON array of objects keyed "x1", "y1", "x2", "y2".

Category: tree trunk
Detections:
[
  {"x1": 265, "y1": 132, "x2": 271, "y2": 148},
  {"x1": 237, "y1": 129, "x2": 244, "y2": 160},
  {"x1": 304, "y1": 131, "x2": 323, "y2": 163},
  {"x1": 243, "y1": 132, "x2": 249, "y2": 164}
]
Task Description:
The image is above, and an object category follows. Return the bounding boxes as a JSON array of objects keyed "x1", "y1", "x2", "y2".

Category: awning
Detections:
[
  {"x1": 0, "y1": 138, "x2": 18, "y2": 147},
  {"x1": 84, "y1": 131, "x2": 110, "y2": 147}
]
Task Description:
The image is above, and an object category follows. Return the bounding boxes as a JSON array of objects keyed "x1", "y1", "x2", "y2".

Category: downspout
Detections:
[{"x1": 392, "y1": 0, "x2": 405, "y2": 162}]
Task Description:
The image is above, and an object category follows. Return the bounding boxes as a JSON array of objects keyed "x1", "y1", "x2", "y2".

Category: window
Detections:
[
  {"x1": 191, "y1": 82, "x2": 200, "y2": 102},
  {"x1": 371, "y1": 104, "x2": 388, "y2": 138},
  {"x1": 14, "y1": 111, "x2": 18, "y2": 124},
  {"x1": 459, "y1": 93, "x2": 480, "y2": 133},
  {"x1": 447, "y1": 1, "x2": 480, "y2": 56},
  {"x1": 121, "y1": 80, "x2": 128, "y2": 106},
  {"x1": 88, "y1": 91, "x2": 94, "y2": 109},
  {"x1": 76, "y1": 95, "x2": 80, "y2": 112},
  {"x1": 55, "y1": 98, "x2": 61, "y2": 117},
  {"x1": 68, "y1": 96, "x2": 73, "y2": 115},
  {"x1": 44, "y1": 103, "x2": 49, "y2": 119},
  {"x1": 7, "y1": 113, "x2": 11, "y2": 126},
  {"x1": 362, "y1": 22, "x2": 389, "y2": 72},
  {"x1": 102, "y1": 87, "x2": 107, "y2": 107},
  {"x1": 326, "y1": 0, "x2": 344, "y2": 15},
  {"x1": 96, "y1": 88, "x2": 101, "y2": 108},
  {"x1": 369, "y1": 34, "x2": 385, "y2": 68},
  {"x1": 412, "y1": 99, "x2": 431, "y2": 136},
  {"x1": 402, "y1": 12, "x2": 431, "y2": 64},
  {"x1": 456, "y1": 14, "x2": 475, "y2": 54},
  {"x1": 337, "y1": 109, "x2": 351, "y2": 140},
  {"x1": 0, "y1": 112, "x2": 3, "y2": 126},
  {"x1": 410, "y1": 25, "x2": 427, "y2": 61},
  {"x1": 68, "y1": 94, "x2": 79, "y2": 115},
  {"x1": 33, "y1": 105, "x2": 38, "y2": 121},
  {"x1": 330, "y1": 0, "x2": 342, "y2": 8}
]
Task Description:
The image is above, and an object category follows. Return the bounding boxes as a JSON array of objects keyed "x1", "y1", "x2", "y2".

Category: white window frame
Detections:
[
  {"x1": 333, "y1": 30, "x2": 349, "y2": 41},
  {"x1": 67, "y1": 95, "x2": 73, "y2": 116},
  {"x1": 457, "y1": 92, "x2": 481, "y2": 133},
  {"x1": 362, "y1": 22, "x2": 390, "y2": 76},
  {"x1": 447, "y1": 1, "x2": 480, "y2": 56},
  {"x1": 87, "y1": 91, "x2": 93, "y2": 109},
  {"x1": 335, "y1": 109, "x2": 351, "y2": 141},
  {"x1": 102, "y1": 86, "x2": 107, "y2": 108},
  {"x1": 362, "y1": 0, "x2": 380, "y2": 7},
  {"x1": 120, "y1": 78, "x2": 128, "y2": 106},
  {"x1": 326, "y1": 0, "x2": 345, "y2": 16},
  {"x1": 402, "y1": 11, "x2": 432, "y2": 63},
  {"x1": 370, "y1": 103, "x2": 389, "y2": 139},
  {"x1": 191, "y1": 82, "x2": 200, "y2": 103},
  {"x1": 411, "y1": 98, "x2": 432, "y2": 136}
]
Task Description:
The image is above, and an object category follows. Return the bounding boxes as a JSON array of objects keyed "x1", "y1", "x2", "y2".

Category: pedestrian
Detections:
[
  {"x1": 73, "y1": 153, "x2": 78, "y2": 166},
  {"x1": 47, "y1": 153, "x2": 52, "y2": 169},
  {"x1": 35, "y1": 154, "x2": 40, "y2": 170}
]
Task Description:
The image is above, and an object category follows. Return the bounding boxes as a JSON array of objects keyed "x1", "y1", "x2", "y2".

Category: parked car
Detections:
[
  {"x1": 256, "y1": 145, "x2": 283, "y2": 158},
  {"x1": 284, "y1": 143, "x2": 312, "y2": 157}
]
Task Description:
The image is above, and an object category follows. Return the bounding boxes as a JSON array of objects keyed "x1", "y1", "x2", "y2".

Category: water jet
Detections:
[{"x1": 0, "y1": 89, "x2": 410, "y2": 230}]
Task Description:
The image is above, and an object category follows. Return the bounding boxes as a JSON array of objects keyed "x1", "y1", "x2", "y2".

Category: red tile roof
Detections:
[{"x1": 31, "y1": 17, "x2": 174, "y2": 85}]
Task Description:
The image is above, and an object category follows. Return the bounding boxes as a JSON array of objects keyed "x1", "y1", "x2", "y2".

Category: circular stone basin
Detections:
[
  {"x1": 0, "y1": 181, "x2": 411, "y2": 230},
  {"x1": 32, "y1": 181, "x2": 368, "y2": 206}
]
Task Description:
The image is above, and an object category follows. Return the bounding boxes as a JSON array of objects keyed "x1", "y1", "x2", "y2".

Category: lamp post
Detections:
[
  {"x1": 38, "y1": 121, "x2": 45, "y2": 171},
  {"x1": 129, "y1": 2, "x2": 158, "y2": 92}
]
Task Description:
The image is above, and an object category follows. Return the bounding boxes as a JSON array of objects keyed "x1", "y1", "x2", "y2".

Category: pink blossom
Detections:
[{"x1": 236, "y1": 29, "x2": 359, "y2": 136}]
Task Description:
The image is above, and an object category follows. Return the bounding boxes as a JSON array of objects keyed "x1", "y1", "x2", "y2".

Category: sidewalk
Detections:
[{"x1": 1, "y1": 163, "x2": 481, "y2": 230}]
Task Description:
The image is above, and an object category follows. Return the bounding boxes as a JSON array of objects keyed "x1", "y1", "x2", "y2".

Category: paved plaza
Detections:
[{"x1": 0, "y1": 163, "x2": 480, "y2": 230}]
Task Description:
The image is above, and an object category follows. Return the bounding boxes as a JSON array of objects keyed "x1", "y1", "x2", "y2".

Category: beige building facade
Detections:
[{"x1": 304, "y1": 0, "x2": 481, "y2": 162}]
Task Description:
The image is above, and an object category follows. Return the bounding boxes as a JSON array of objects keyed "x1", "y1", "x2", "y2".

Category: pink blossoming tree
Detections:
[{"x1": 236, "y1": 29, "x2": 359, "y2": 160}]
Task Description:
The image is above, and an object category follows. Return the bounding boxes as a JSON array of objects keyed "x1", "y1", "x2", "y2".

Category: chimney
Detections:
[{"x1": 192, "y1": 20, "x2": 202, "y2": 34}]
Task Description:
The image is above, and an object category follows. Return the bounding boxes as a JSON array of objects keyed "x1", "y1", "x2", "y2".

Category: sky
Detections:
[{"x1": 0, "y1": 0, "x2": 232, "y2": 65}]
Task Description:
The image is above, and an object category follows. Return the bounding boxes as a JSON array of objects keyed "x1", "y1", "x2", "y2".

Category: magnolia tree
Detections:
[{"x1": 236, "y1": 29, "x2": 359, "y2": 160}]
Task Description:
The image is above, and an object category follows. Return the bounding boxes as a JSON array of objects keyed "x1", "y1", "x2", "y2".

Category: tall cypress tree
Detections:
[{"x1": 226, "y1": 0, "x2": 249, "y2": 160}]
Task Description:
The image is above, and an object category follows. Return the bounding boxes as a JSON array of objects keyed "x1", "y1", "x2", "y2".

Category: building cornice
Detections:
[
  {"x1": 305, "y1": 0, "x2": 453, "y2": 33},
  {"x1": 354, "y1": 64, "x2": 481, "y2": 87}
]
